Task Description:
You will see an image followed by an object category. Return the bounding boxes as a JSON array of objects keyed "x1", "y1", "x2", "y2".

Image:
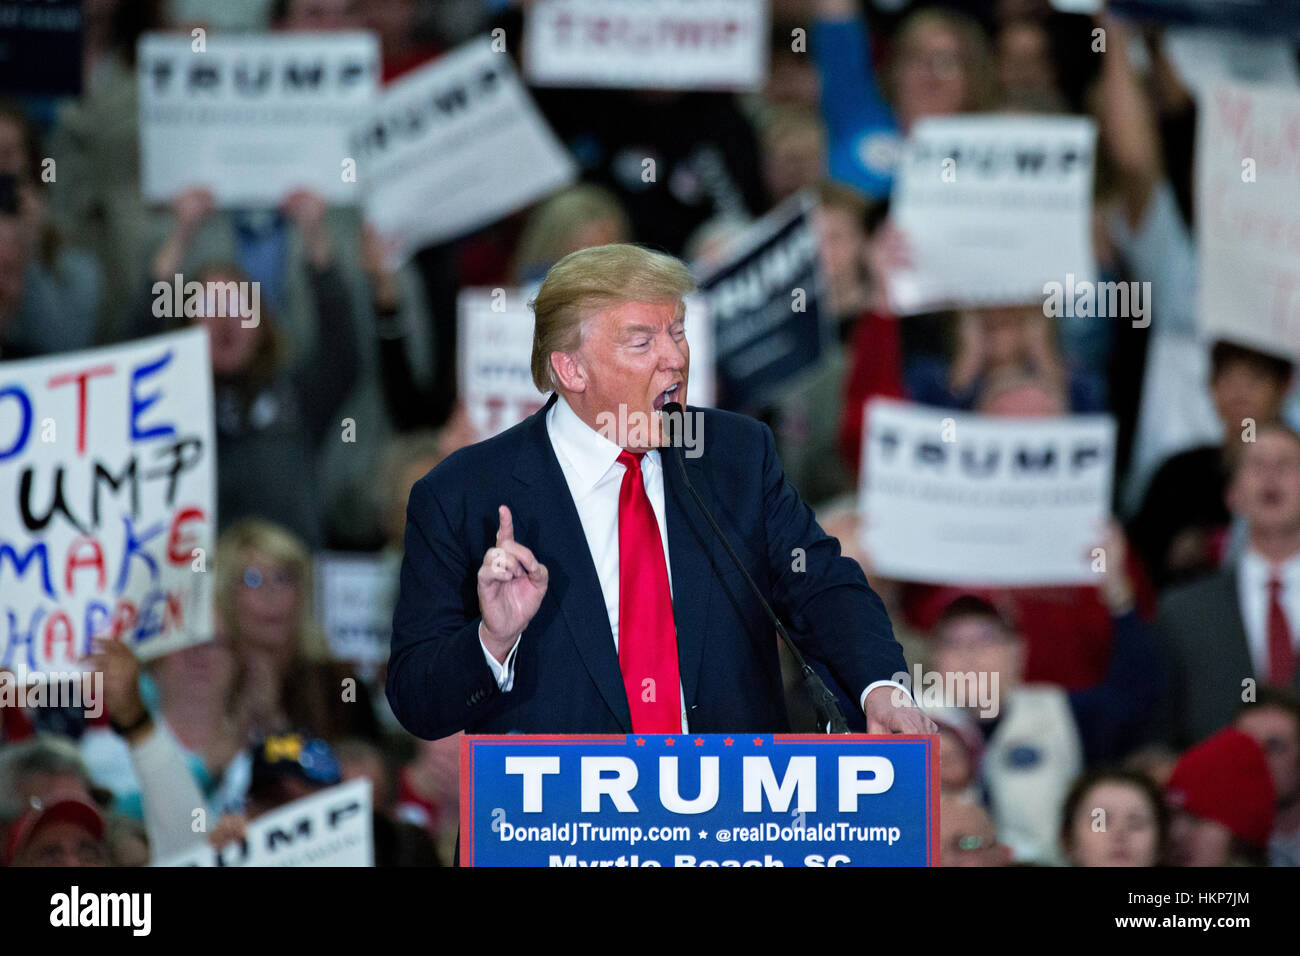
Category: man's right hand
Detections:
[{"x1": 477, "y1": 505, "x2": 548, "y2": 663}]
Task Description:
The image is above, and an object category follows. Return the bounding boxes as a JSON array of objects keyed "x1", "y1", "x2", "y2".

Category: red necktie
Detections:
[
  {"x1": 1268, "y1": 576, "x2": 1296, "y2": 687},
  {"x1": 616, "y1": 451, "x2": 680, "y2": 733}
]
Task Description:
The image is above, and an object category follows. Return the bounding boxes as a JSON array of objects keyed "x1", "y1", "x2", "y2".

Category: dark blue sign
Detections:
[
  {"x1": 0, "y1": 0, "x2": 83, "y2": 97},
  {"x1": 1111, "y1": 0, "x2": 1300, "y2": 39},
  {"x1": 698, "y1": 194, "x2": 828, "y2": 412},
  {"x1": 460, "y1": 733, "x2": 938, "y2": 867}
]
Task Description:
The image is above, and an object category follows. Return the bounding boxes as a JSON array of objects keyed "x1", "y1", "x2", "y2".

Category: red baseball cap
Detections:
[
  {"x1": 1166, "y1": 728, "x2": 1276, "y2": 848},
  {"x1": 3, "y1": 795, "x2": 106, "y2": 866}
]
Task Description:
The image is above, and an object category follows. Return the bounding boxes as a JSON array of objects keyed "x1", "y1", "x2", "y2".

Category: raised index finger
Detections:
[{"x1": 496, "y1": 505, "x2": 514, "y2": 546}]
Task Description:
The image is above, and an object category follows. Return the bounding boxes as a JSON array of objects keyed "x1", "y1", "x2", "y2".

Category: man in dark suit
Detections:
[
  {"x1": 386, "y1": 244, "x2": 931, "y2": 739},
  {"x1": 1153, "y1": 422, "x2": 1300, "y2": 748}
]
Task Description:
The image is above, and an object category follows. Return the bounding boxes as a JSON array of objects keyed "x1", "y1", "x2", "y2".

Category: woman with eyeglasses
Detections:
[
  {"x1": 215, "y1": 519, "x2": 380, "y2": 745},
  {"x1": 810, "y1": 0, "x2": 995, "y2": 202}
]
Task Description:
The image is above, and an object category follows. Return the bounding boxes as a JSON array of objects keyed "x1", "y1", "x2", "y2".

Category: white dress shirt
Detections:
[
  {"x1": 480, "y1": 396, "x2": 909, "y2": 728},
  {"x1": 1238, "y1": 548, "x2": 1300, "y2": 678}
]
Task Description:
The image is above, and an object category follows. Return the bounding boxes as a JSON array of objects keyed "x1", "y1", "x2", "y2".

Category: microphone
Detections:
[{"x1": 659, "y1": 402, "x2": 851, "y2": 734}]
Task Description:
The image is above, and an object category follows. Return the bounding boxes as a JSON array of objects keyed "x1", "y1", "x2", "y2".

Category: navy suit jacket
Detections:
[{"x1": 386, "y1": 395, "x2": 907, "y2": 739}]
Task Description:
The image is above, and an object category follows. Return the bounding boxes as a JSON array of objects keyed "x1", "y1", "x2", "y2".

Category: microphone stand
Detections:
[{"x1": 660, "y1": 403, "x2": 851, "y2": 734}]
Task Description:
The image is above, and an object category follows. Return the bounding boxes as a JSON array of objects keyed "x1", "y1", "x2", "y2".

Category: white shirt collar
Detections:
[
  {"x1": 548, "y1": 395, "x2": 660, "y2": 499},
  {"x1": 1241, "y1": 547, "x2": 1300, "y2": 588}
]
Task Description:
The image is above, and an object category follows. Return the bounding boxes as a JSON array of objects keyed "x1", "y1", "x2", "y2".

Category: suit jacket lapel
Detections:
[
  {"x1": 662, "y1": 441, "x2": 715, "y2": 714},
  {"x1": 1223, "y1": 570, "x2": 1257, "y2": 680},
  {"x1": 513, "y1": 396, "x2": 632, "y2": 731}
]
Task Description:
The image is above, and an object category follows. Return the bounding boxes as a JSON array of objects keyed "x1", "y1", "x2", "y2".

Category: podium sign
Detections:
[{"x1": 460, "y1": 734, "x2": 938, "y2": 867}]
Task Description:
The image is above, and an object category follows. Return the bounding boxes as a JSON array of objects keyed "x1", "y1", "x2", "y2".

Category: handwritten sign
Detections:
[
  {"x1": 0, "y1": 330, "x2": 215, "y2": 680},
  {"x1": 1197, "y1": 81, "x2": 1300, "y2": 357}
]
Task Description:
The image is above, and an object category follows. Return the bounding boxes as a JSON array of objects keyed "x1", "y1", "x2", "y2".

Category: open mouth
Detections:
[{"x1": 652, "y1": 382, "x2": 681, "y2": 411}]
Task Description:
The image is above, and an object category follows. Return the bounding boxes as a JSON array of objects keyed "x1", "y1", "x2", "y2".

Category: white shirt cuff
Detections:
[
  {"x1": 480, "y1": 624, "x2": 521, "y2": 692},
  {"x1": 860, "y1": 680, "x2": 915, "y2": 714}
]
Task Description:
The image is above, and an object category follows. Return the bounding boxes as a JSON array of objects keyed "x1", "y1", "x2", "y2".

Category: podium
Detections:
[{"x1": 459, "y1": 733, "x2": 938, "y2": 866}]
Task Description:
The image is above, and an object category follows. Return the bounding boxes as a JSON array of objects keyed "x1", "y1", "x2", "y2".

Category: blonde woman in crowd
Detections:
[{"x1": 215, "y1": 519, "x2": 380, "y2": 744}]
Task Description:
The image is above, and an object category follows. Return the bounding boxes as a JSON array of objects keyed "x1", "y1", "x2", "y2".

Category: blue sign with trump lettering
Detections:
[{"x1": 460, "y1": 734, "x2": 938, "y2": 867}]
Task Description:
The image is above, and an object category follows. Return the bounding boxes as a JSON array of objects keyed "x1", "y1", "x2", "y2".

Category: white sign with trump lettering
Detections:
[
  {"x1": 886, "y1": 115, "x2": 1097, "y2": 315},
  {"x1": 858, "y1": 399, "x2": 1115, "y2": 585},
  {"x1": 524, "y1": 0, "x2": 769, "y2": 91},
  {"x1": 352, "y1": 38, "x2": 576, "y2": 269},
  {"x1": 155, "y1": 779, "x2": 372, "y2": 867},
  {"x1": 138, "y1": 32, "x2": 379, "y2": 205}
]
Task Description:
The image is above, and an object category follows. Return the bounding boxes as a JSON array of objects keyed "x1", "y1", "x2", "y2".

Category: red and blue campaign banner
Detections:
[{"x1": 460, "y1": 733, "x2": 938, "y2": 867}]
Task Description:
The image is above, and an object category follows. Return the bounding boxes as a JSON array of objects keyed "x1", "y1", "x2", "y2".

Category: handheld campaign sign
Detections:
[
  {"x1": 138, "y1": 31, "x2": 379, "y2": 206},
  {"x1": 353, "y1": 37, "x2": 576, "y2": 269},
  {"x1": 1111, "y1": 0, "x2": 1300, "y2": 39},
  {"x1": 696, "y1": 192, "x2": 827, "y2": 411},
  {"x1": 860, "y1": 399, "x2": 1116, "y2": 586},
  {"x1": 0, "y1": 330, "x2": 216, "y2": 680},
  {"x1": 0, "y1": 0, "x2": 83, "y2": 96},
  {"x1": 524, "y1": 0, "x2": 770, "y2": 92},
  {"x1": 460, "y1": 734, "x2": 938, "y2": 867},
  {"x1": 155, "y1": 778, "x2": 373, "y2": 867},
  {"x1": 887, "y1": 115, "x2": 1097, "y2": 315},
  {"x1": 1196, "y1": 81, "x2": 1300, "y2": 359},
  {"x1": 314, "y1": 551, "x2": 398, "y2": 679}
]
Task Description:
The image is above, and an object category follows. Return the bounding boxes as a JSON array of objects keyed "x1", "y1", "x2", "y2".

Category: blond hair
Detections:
[
  {"x1": 816, "y1": 180, "x2": 872, "y2": 222},
  {"x1": 512, "y1": 184, "x2": 631, "y2": 284},
  {"x1": 529, "y1": 244, "x2": 697, "y2": 393},
  {"x1": 380, "y1": 430, "x2": 445, "y2": 545},
  {"x1": 758, "y1": 104, "x2": 827, "y2": 149},
  {"x1": 214, "y1": 518, "x2": 330, "y2": 664}
]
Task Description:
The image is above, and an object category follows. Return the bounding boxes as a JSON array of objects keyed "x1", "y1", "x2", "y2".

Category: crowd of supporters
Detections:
[{"x1": 1, "y1": 0, "x2": 1298, "y2": 868}]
